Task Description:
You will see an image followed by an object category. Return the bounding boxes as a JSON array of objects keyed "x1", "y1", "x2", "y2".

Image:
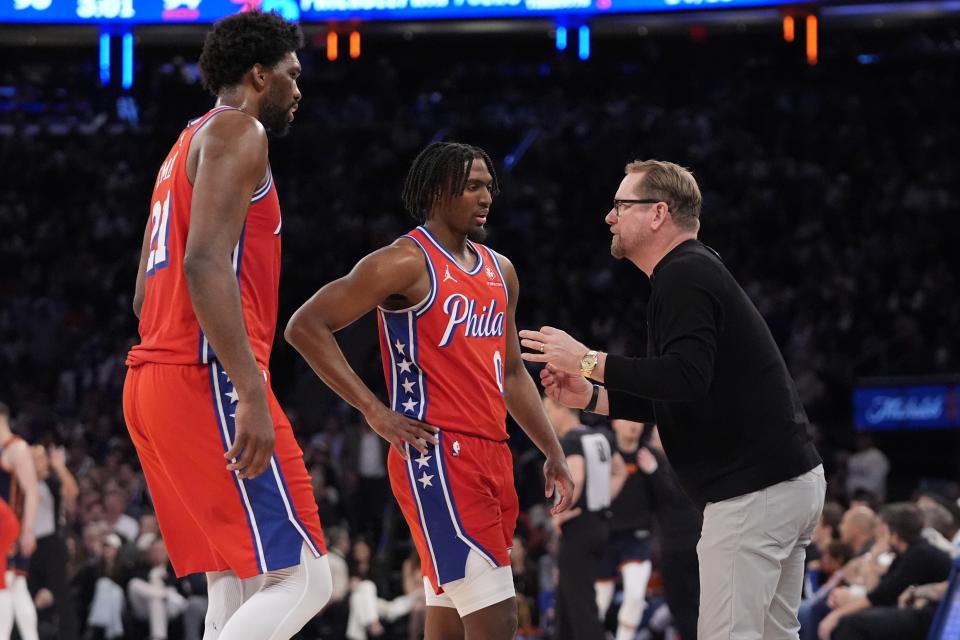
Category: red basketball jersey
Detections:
[
  {"x1": 0, "y1": 435, "x2": 25, "y2": 519},
  {"x1": 127, "y1": 106, "x2": 282, "y2": 369},
  {"x1": 378, "y1": 226, "x2": 509, "y2": 441}
]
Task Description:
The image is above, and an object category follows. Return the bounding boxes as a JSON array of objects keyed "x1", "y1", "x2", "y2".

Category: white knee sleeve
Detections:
[
  {"x1": 204, "y1": 571, "x2": 243, "y2": 640},
  {"x1": 218, "y1": 544, "x2": 331, "y2": 640},
  {"x1": 595, "y1": 580, "x2": 615, "y2": 620}
]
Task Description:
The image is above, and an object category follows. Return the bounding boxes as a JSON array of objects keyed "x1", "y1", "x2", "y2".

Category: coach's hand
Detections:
[
  {"x1": 226, "y1": 392, "x2": 275, "y2": 480},
  {"x1": 365, "y1": 405, "x2": 439, "y2": 460},
  {"x1": 539, "y1": 364, "x2": 593, "y2": 409},
  {"x1": 544, "y1": 454, "x2": 575, "y2": 515},
  {"x1": 519, "y1": 326, "x2": 589, "y2": 375}
]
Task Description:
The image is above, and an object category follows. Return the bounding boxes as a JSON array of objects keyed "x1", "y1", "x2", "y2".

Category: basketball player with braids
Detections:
[
  {"x1": 123, "y1": 12, "x2": 330, "y2": 639},
  {"x1": 286, "y1": 142, "x2": 574, "y2": 639}
]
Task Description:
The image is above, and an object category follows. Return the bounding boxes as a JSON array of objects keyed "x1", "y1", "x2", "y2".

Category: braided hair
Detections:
[{"x1": 402, "y1": 142, "x2": 500, "y2": 222}]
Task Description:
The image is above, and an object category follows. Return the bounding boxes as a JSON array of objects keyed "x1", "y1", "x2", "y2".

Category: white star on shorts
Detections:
[
  {"x1": 418, "y1": 472, "x2": 434, "y2": 489},
  {"x1": 402, "y1": 398, "x2": 419, "y2": 413}
]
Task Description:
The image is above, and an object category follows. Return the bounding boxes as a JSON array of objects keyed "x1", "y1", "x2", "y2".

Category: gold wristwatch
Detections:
[{"x1": 579, "y1": 350, "x2": 600, "y2": 378}]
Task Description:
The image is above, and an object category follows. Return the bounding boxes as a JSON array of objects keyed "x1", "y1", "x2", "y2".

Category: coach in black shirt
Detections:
[{"x1": 521, "y1": 159, "x2": 825, "y2": 640}]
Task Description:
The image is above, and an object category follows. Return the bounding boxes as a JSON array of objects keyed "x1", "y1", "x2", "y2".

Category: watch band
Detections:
[{"x1": 584, "y1": 384, "x2": 601, "y2": 413}]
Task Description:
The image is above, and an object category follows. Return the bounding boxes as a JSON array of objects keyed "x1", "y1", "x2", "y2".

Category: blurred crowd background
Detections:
[{"x1": 1, "y1": 12, "x2": 959, "y2": 640}]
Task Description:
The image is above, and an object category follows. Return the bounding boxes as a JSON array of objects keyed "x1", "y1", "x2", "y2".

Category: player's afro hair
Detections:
[{"x1": 199, "y1": 10, "x2": 303, "y2": 97}]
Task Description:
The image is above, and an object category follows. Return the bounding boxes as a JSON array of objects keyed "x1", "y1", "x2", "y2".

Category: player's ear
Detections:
[{"x1": 251, "y1": 63, "x2": 268, "y2": 91}]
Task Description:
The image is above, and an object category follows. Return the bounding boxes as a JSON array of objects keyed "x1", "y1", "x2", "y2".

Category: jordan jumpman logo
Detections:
[{"x1": 443, "y1": 265, "x2": 458, "y2": 284}]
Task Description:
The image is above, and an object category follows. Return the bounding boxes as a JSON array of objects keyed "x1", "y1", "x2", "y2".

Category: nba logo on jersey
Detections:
[{"x1": 452, "y1": 440, "x2": 461, "y2": 457}]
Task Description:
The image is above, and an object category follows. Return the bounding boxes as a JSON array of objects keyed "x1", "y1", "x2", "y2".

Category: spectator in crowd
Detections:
[
  {"x1": 323, "y1": 526, "x2": 352, "y2": 639},
  {"x1": 917, "y1": 501, "x2": 959, "y2": 558},
  {"x1": 818, "y1": 503, "x2": 953, "y2": 640},
  {"x1": 846, "y1": 435, "x2": 891, "y2": 505},
  {"x1": 29, "y1": 444, "x2": 80, "y2": 640},
  {"x1": 345, "y1": 538, "x2": 415, "y2": 640},
  {"x1": 125, "y1": 539, "x2": 188, "y2": 640},
  {"x1": 102, "y1": 489, "x2": 138, "y2": 545}
]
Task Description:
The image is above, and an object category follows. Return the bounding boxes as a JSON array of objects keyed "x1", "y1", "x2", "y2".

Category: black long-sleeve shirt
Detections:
[{"x1": 604, "y1": 239, "x2": 821, "y2": 508}]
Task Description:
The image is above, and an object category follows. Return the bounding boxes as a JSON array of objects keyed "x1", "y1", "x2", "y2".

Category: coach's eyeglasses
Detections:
[{"x1": 612, "y1": 199, "x2": 664, "y2": 216}]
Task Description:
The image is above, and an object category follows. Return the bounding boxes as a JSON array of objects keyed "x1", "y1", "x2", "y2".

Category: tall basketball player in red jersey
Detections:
[
  {"x1": 123, "y1": 12, "x2": 330, "y2": 640},
  {"x1": 286, "y1": 142, "x2": 575, "y2": 639}
]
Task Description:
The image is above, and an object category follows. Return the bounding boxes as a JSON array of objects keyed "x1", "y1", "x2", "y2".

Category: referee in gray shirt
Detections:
[{"x1": 521, "y1": 159, "x2": 825, "y2": 640}]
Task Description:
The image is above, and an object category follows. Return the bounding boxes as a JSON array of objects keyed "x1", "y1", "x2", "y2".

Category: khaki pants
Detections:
[{"x1": 697, "y1": 465, "x2": 826, "y2": 640}]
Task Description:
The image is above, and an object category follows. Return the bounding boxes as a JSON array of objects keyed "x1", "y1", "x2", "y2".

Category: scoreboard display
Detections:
[{"x1": 1, "y1": 0, "x2": 807, "y2": 24}]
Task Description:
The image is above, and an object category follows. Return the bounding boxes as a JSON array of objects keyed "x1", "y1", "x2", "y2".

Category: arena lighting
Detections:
[
  {"x1": 121, "y1": 31, "x2": 133, "y2": 89},
  {"x1": 349, "y1": 31, "x2": 361, "y2": 59},
  {"x1": 782, "y1": 14, "x2": 795, "y2": 42},
  {"x1": 327, "y1": 31, "x2": 338, "y2": 61},
  {"x1": 806, "y1": 14, "x2": 818, "y2": 65},
  {"x1": 578, "y1": 24, "x2": 590, "y2": 61},
  {"x1": 99, "y1": 32, "x2": 110, "y2": 86},
  {"x1": 555, "y1": 25, "x2": 568, "y2": 52}
]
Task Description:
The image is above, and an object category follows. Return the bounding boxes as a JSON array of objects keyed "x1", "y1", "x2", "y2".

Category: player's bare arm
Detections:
[
  {"x1": 5, "y1": 440, "x2": 39, "y2": 556},
  {"x1": 183, "y1": 110, "x2": 273, "y2": 480},
  {"x1": 285, "y1": 239, "x2": 439, "y2": 459},
  {"x1": 495, "y1": 252, "x2": 574, "y2": 514},
  {"x1": 133, "y1": 220, "x2": 152, "y2": 319}
]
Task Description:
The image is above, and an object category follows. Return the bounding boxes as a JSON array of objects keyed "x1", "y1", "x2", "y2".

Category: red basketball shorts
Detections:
[
  {"x1": 123, "y1": 362, "x2": 326, "y2": 579},
  {"x1": 0, "y1": 497, "x2": 19, "y2": 589},
  {"x1": 388, "y1": 430, "x2": 518, "y2": 594}
]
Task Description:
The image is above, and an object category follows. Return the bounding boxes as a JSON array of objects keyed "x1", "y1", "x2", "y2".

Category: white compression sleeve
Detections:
[
  {"x1": 218, "y1": 544, "x2": 331, "y2": 640},
  {"x1": 203, "y1": 570, "x2": 263, "y2": 640}
]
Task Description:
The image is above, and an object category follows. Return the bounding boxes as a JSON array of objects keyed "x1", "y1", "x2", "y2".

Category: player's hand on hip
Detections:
[
  {"x1": 544, "y1": 454, "x2": 575, "y2": 515},
  {"x1": 519, "y1": 326, "x2": 588, "y2": 374},
  {"x1": 365, "y1": 405, "x2": 439, "y2": 460},
  {"x1": 19, "y1": 531, "x2": 36, "y2": 557},
  {"x1": 539, "y1": 364, "x2": 593, "y2": 409},
  {"x1": 225, "y1": 393, "x2": 276, "y2": 480}
]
